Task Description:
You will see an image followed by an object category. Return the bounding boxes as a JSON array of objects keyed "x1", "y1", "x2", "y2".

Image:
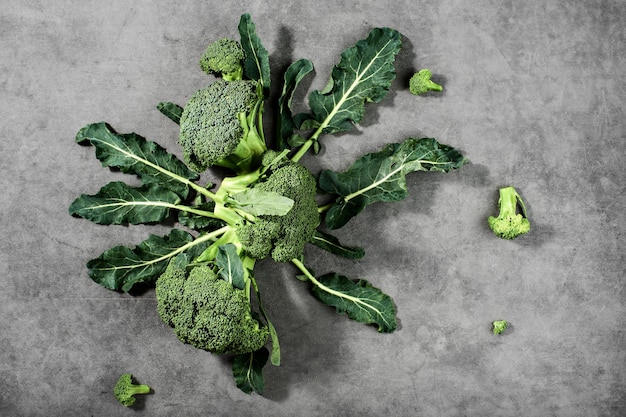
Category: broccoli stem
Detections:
[{"x1": 499, "y1": 186, "x2": 528, "y2": 218}]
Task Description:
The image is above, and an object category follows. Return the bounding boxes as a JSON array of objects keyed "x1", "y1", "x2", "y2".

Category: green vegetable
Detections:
[
  {"x1": 113, "y1": 373, "x2": 150, "y2": 407},
  {"x1": 492, "y1": 320, "x2": 508, "y2": 335},
  {"x1": 409, "y1": 69, "x2": 442, "y2": 95},
  {"x1": 488, "y1": 186, "x2": 531, "y2": 239},
  {"x1": 70, "y1": 13, "x2": 467, "y2": 395},
  {"x1": 200, "y1": 38, "x2": 245, "y2": 81},
  {"x1": 156, "y1": 257, "x2": 269, "y2": 354}
]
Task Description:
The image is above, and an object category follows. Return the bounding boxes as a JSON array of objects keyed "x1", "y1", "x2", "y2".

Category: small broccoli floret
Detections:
[
  {"x1": 113, "y1": 373, "x2": 150, "y2": 407},
  {"x1": 179, "y1": 78, "x2": 267, "y2": 174},
  {"x1": 488, "y1": 186, "x2": 530, "y2": 240},
  {"x1": 492, "y1": 320, "x2": 508, "y2": 335},
  {"x1": 236, "y1": 159, "x2": 319, "y2": 262},
  {"x1": 200, "y1": 38, "x2": 245, "y2": 81},
  {"x1": 155, "y1": 261, "x2": 269, "y2": 355},
  {"x1": 409, "y1": 69, "x2": 443, "y2": 95}
]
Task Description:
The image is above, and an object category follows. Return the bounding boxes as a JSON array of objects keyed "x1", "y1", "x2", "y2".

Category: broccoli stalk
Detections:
[
  {"x1": 409, "y1": 69, "x2": 443, "y2": 96},
  {"x1": 488, "y1": 186, "x2": 531, "y2": 240},
  {"x1": 113, "y1": 373, "x2": 150, "y2": 407}
]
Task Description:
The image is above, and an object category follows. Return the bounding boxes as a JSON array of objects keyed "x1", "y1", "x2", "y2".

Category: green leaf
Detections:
[
  {"x1": 86, "y1": 229, "x2": 209, "y2": 292},
  {"x1": 238, "y1": 14, "x2": 270, "y2": 97},
  {"x1": 216, "y1": 243, "x2": 245, "y2": 290},
  {"x1": 319, "y1": 137, "x2": 468, "y2": 229},
  {"x1": 232, "y1": 347, "x2": 269, "y2": 395},
  {"x1": 308, "y1": 27, "x2": 402, "y2": 134},
  {"x1": 157, "y1": 102, "x2": 184, "y2": 124},
  {"x1": 177, "y1": 201, "x2": 225, "y2": 231},
  {"x1": 277, "y1": 59, "x2": 314, "y2": 150},
  {"x1": 310, "y1": 230, "x2": 365, "y2": 259},
  {"x1": 310, "y1": 273, "x2": 397, "y2": 333},
  {"x1": 76, "y1": 122, "x2": 199, "y2": 198},
  {"x1": 69, "y1": 181, "x2": 180, "y2": 225},
  {"x1": 230, "y1": 188, "x2": 294, "y2": 216}
]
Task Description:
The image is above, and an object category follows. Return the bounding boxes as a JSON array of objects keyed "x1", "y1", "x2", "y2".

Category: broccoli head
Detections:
[
  {"x1": 200, "y1": 38, "x2": 245, "y2": 81},
  {"x1": 113, "y1": 373, "x2": 150, "y2": 407},
  {"x1": 179, "y1": 78, "x2": 267, "y2": 174},
  {"x1": 409, "y1": 69, "x2": 443, "y2": 95},
  {"x1": 492, "y1": 320, "x2": 508, "y2": 335},
  {"x1": 236, "y1": 154, "x2": 319, "y2": 262},
  {"x1": 155, "y1": 260, "x2": 269, "y2": 355},
  {"x1": 488, "y1": 186, "x2": 531, "y2": 240}
]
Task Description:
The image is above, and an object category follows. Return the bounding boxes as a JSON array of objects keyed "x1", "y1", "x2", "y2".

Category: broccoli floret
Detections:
[
  {"x1": 492, "y1": 320, "x2": 508, "y2": 335},
  {"x1": 236, "y1": 158, "x2": 319, "y2": 262},
  {"x1": 488, "y1": 186, "x2": 531, "y2": 240},
  {"x1": 113, "y1": 373, "x2": 150, "y2": 407},
  {"x1": 179, "y1": 78, "x2": 267, "y2": 174},
  {"x1": 200, "y1": 38, "x2": 245, "y2": 81},
  {"x1": 155, "y1": 261, "x2": 269, "y2": 355},
  {"x1": 409, "y1": 69, "x2": 443, "y2": 95}
]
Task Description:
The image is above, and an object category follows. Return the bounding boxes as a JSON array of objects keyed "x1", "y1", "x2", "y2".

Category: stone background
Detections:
[{"x1": 1, "y1": 1, "x2": 624, "y2": 416}]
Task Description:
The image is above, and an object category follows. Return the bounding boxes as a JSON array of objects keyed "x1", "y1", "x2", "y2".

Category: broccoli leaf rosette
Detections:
[{"x1": 69, "y1": 13, "x2": 468, "y2": 396}]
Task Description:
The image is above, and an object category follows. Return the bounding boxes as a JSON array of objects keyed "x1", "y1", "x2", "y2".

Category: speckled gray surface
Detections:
[{"x1": 1, "y1": 1, "x2": 625, "y2": 416}]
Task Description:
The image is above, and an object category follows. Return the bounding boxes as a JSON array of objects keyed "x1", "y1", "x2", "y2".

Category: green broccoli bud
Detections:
[
  {"x1": 113, "y1": 373, "x2": 150, "y2": 407},
  {"x1": 236, "y1": 159, "x2": 319, "y2": 262},
  {"x1": 492, "y1": 320, "x2": 508, "y2": 335},
  {"x1": 155, "y1": 261, "x2": 269, "y2": 355},
  {"x1": 409, "y1": 69, "x2": 443, "y2": 95},
  {"x1": 488, "y1": 186, "x2": 531, "y2": 240},
  {"x1": 179, "y1": 79, "x2": 267, "y2": 174},
  {"x1": 200, "y1": 38, "x2": 245, "y2": 81}
]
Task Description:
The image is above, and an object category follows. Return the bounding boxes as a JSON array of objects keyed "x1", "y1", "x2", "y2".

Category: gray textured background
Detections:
[{"x1": 1, "y1": 1, "x2": 624, "y2": 416}]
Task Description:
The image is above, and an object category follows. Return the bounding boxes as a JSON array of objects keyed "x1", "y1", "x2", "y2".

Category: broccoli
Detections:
[
  {"x1": 488, "y1": 186, "x2": 531, "y2": 239},
  {"x1": 200, "y1": 38, "x2": 245, "y2": 81},
  {"x1": 236, "y1": 155, "x2": 319, "y2": 262},
  {"x1": 113, "y1": 373, "x2": 150, "y2": 407},
  {"x1": 492, "y1": 320, "x2": 508, "y2": 335},
  {"x1": 156, "y1": 260, "x2": 269, "y2": 354},
  {"x1": 409, "y1": 69, "x2": 443, "y2": 95},
  {"x1": 179, "y1": 78, "x2": 266, "y2": 174}
]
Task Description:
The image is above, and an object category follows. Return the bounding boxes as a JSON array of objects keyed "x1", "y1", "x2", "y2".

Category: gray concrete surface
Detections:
[{"x1": 1, "y1": 1, "x2": 624, "y2": 416}]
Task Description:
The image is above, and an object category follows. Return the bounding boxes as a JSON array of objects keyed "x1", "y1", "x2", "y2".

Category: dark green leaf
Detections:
[
  {"x1": 277, "y1": 59, "x2": 314, "y2": 150},
  {"x1": 76, "y1": 122, "x2": 199, "y2": 198},
  {"x1": 177, "y1": 201, "x2": 225, "y2": 231},
  {"x1": 232, "y1": 347, "x2": 269, "y2": 395},
  {"x1": 238, "y1": 14, "x2": 270, "y2": 97},
  {"x1": 157, "y1": 102, "x2": 184, "y2": 124},
  {"x1": 69, "y1": 181, "x2": 180, "y2": 225},
  {"x1": 230, "y1": 188, "x2": 294, "y2": 216},
  {"x1": 216, "y1": 243, "x2": 245, "y2": 290},
  {"x1": 319, "y1": 137, "x2": 468, "y2": 229},
  {"x1": 86, "y1": 229, "x2": 205, "y2": 292},
  {"x1": 310, "y1": 230, "x2": 365, "y2": 259},
  {"x1": 308, "y1": 28, "x2": 402, "y2": 134},
  {"x1": 310, "y1": 273, "x2": 397, "y2": 333}
]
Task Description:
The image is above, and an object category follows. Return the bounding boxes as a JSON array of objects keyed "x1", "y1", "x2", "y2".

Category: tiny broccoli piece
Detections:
[
  {"x1": 409, "y1": 69, "x2": 443, "y2": 95},
  {"x1": 200, "y1": 38, "x2": 245, "y2": 81},
  {"x1": 236, "y1": 156, "x2": 319, "y2": 262},
  {"x1": 113, "y1": 373, "x2": 150, "y2": 407},
  {"x1": 492, "y1": 320, "x2": 508, "y2": 335},
  {"x1": 179, "y1": 78, "x2": 266, "y2": 174},
  {"x1": 488, "y1": 186, "x2": 531, "y2": 240},
  {"x1": 155, "y1": 261, "x2": 269, "y2": 354}
]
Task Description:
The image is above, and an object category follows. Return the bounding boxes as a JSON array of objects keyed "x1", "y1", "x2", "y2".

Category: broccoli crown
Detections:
[
  {"x1": 488, "y1": 186, "x2": 530, "y2": 240},
  {"x1": 179, "y1": 79, "x2": 266, "y2": 173},
  {"x1": 492, "y1": 320, "x2": 508, "y2": 335},
  {"x1": 237, "y1": 157, "x2": 319, "y2": 262},
  {"x1": 113, "y1": 373, "x2": 150, "y2": 407},
  {"x1": 199, "y1": 38, "x2": 245, "y2": 81},
  {"x1": 155, "y1": 260, "x2": 269, "y2": 355},
  {"x1": 409, "y1": 69, "x2": 443, "y2": 95}
]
